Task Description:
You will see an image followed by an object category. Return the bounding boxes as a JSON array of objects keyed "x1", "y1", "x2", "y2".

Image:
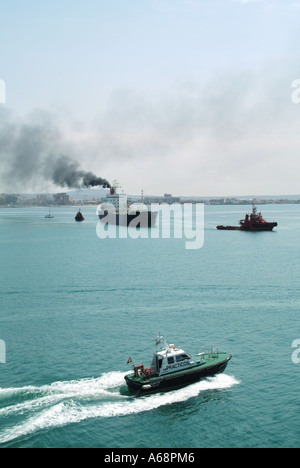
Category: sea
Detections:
[{"x1": 0, "y1": 204, "x2": 299, "y2": 448}]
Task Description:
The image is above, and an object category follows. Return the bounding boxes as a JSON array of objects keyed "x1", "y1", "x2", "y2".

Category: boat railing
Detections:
[{"x1": 196, "y1": 346, "x2": 219, "y2": 360}]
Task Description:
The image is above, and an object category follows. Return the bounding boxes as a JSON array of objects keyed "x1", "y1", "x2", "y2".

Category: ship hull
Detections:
[
  {"x1": 99, "y1": 211, "x2": 158, "y2": 228},
  {"x1": 125, "y1": 354, "x2": 232, "y2": 396},
  {"x1": 217, "y1": 226, "x2": 240, "y2": 231},
  {"x1": 217, "y1": 223, "x2": 277, "y2": 231},
  {"x1": 241, "y1": 223, "x2": 277, "y2": 231}
]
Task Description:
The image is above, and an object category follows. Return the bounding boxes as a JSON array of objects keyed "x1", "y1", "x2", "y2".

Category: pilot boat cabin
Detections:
[
  {"x1": 133, "y1": 338, "x2": 205, "y2": 379},
  {"x1": 150, "y1": 346, "x2": 203, "y2": 376}
]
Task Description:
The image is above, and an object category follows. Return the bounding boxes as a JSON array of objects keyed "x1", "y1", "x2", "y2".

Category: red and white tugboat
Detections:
[{"x1": 217, "y1": 205, "x2": 278, "y2": 231}]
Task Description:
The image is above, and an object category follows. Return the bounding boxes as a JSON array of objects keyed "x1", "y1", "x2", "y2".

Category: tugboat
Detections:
[
  {"x1": 98, "y1": 182, "x2": 158, "y2": 228},
  {"x1": 217, "y1": 205, "x2": 278, "y2": 231},
  {"x1": 75, "y1": 210, "x2": 85, "y2": 222},
  {"x1": 125, "y1": 335, "x2": 232, "y2": 396}
]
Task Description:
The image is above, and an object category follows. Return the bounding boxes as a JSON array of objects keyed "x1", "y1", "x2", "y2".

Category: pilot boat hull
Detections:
[{"x1": 125, "y1": 353, "x2": 232, "y2": 396}]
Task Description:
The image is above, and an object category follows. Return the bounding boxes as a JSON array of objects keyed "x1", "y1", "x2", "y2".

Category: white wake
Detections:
[{"x1": 0, "y1": 372, "x2": 239, "y2": 444}]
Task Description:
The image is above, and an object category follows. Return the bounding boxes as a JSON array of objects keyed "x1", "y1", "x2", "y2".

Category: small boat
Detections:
[
  {"x1": 75, "y1": 210, "x2": 85, "y2": 222},
  {"x1": 45, "y1": 207, "x2": 54, "y2": 219},
  {"x1": 125, "y1": 335, "x2": 232, "y2": 396},
  {"x1": 217, "y1": 204, "x2": 278, "y2": 231}
]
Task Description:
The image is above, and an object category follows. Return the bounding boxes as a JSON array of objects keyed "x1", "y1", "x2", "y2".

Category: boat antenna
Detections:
[{"x1": 156, "y1": 334, "x2": 169, "y2": 349}]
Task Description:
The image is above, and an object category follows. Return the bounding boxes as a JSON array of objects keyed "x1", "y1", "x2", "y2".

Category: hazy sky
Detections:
[{"x1": 1, "y1": 0, "x2": 300, "y2": 196}]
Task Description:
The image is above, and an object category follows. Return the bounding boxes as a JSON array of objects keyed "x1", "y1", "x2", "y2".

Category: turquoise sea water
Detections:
[{"x1": 0, "y1": 204, "x2": 300, "y2": 448}]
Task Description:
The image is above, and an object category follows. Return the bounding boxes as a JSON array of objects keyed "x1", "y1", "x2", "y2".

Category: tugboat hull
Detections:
[
  {"x1": 217, "y1": 223, "x2": 277, "y2": 231},
  {"x1": 125, "y1": 354, "x2": 232, "y2": 396},
  {"x1": 217, "y1": 226, "x2": 240, "y2": 231}
]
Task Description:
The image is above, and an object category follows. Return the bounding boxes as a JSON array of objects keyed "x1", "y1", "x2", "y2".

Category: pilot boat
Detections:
[{"x1": 125, "y1": 335, "x2": 232, "y2": 396}]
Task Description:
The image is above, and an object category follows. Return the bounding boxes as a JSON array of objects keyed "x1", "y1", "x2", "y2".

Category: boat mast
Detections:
[{"x1": 156, "y1": 334, "x2": 169, "y2": 350}]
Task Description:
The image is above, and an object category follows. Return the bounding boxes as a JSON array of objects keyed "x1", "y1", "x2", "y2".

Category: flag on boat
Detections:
[{"x1": 127, "y1": 357, "x2": 132, "y2": 365}]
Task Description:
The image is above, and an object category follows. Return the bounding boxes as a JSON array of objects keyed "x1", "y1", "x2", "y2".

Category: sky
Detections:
[{"x1": 1, "y1": 0, "x2": 300, "y2": 196}]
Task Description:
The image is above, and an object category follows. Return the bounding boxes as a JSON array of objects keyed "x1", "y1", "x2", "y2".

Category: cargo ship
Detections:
[
  {"x1": 98, "y1": 183, "x2": 158, "y2": 228},
  {"x1": 217, "y1": 205, "x2": 278, "y2": 231},
  {"x1": 125, "y1": 335, "x2": 232, "y2": 396}
]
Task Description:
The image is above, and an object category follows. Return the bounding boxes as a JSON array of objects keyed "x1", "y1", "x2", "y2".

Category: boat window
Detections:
[
  {"x1": 176, "y1": 354, "x2": 190, "y2": 362},
  {"x1": 157, "y1": 358, "x2": 163, "y2": 369},
  {"x1": 168, "y1": 357, "x2": 175, "y2": 364}
]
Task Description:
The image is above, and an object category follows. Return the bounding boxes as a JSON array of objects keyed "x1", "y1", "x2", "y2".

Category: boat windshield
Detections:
[{"x1": 176, "y1": 353, "x2": 191, "y2": 362}]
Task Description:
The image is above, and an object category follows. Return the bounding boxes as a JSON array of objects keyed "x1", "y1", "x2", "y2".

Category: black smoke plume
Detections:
[
  {"x1": 49, "y1": 155, "x2": 111, "y2": 190},
  {"x1": 0, "y1": 108, "x2": 111, "y2": 192}
]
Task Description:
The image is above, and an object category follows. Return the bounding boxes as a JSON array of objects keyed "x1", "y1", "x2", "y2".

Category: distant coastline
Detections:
[{"x1": 1, "y1": 190, "x2": 300, "y2": 208}]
